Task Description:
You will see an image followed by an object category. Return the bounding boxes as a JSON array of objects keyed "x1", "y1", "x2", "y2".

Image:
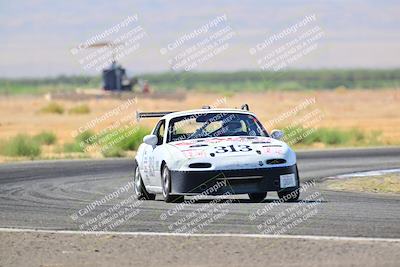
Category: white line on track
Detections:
[
  {"x1": 1, "y1": 227, "x2": 399, "y2": 242},
  {"x1": 327, "y1": 168, "x2": 400, "y2": 179}
]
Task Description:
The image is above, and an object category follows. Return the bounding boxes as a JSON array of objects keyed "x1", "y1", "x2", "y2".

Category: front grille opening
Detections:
[
  {"x1": 266, "y1": 159, "x2": 287, "y2": 165},
  {"x1": 189, "y1": 163, "x2": 212, "y2": 168}
]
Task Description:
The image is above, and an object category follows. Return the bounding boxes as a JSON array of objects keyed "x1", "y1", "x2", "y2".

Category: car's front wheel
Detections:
[
  {"x1": 162, "y1": 165, "x2": 184, "y2": 203},
  {"x1": 278, "y1": 165, "x2": 300, "y2": 202},
  {"x1": 133, "y1": 162, "x2": 156, "y2": 200},
  {"x1": 248, "y1": 192, "x2": 267, "y2": 202},
  {"x1": 277, "y1": 189, "x2": 299, "y2": 202}
]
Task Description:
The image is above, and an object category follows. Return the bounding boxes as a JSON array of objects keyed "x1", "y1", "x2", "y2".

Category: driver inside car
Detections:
[{"x1": 221, "y1": 120, "x2": 246, "y2": 136}]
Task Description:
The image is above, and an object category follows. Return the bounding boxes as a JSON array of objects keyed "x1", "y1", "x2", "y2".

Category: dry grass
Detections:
[{"x1": 0, "y1": 89, "x2": 399, "y2": 162}]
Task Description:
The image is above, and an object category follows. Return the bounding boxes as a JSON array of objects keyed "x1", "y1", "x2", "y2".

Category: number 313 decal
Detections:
[{"x1": 214, "y1": 145, "x2": 252, "y2": 153}]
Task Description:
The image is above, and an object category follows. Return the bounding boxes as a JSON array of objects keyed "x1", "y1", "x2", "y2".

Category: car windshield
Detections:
[{"x1": 167, "y1": 112, "x2": 268, "y2": 142}]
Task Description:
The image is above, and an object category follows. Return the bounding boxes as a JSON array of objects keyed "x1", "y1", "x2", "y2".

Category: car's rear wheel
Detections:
[
  {"x1": 248, "y1": 192, "x2": 267, "y2": 202},
  {"x1": 162, "y1": 165, "x2": 184, "y2": 203},
  {"x1": 133, "y1": 162, "x2": 156, "y2": 200}
]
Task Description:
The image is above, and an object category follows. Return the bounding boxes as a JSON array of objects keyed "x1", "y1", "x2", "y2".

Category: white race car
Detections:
[{"x1": 134, "y1": 105, "x2": 300, "y2": 203}]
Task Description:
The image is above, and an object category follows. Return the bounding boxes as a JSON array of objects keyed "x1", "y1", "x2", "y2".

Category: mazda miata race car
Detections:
[{"x1": 133, "y1": 105, "x2": 300, "y2": 203}]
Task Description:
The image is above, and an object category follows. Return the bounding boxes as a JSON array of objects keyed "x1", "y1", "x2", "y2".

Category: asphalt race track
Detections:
[{"x1": 0, "y1": 147, "x2": 400, "y2": 238}]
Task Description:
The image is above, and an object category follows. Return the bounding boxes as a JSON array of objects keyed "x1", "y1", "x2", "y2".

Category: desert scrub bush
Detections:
[
  {"x1": 101, "y1": 147, "x2": 126, "y2": 158},
  {"x1": 33, "y1": 131, "x2": 57, "y2": 145},
  {"x1": 312, "y1": 128, "x2": 353, "y2": 145},
  {"x1": 62, "y1": 127, "x2": 150, "y2": 155},
  {"x1": 39, "y1": 102, "x2": 64, "y2": 114},
  {"x1": 283, "y1": 127, "x2": 371, "y2": 146},
  {"x1": 76, "y1": 130, "x2": 96, "y2": 145},
  {"x1": 68, "y1": 104, "x2": 90, "y2": 114},
  {"x1": 62, "y1": 131, "x2": 95, "y2": 153},
  {"x1": 0, "y1": 134, "x2": 41, "y2": 158},
  {"x1": 98, "y1": 126, "x2": 150, "y2": 152},
  {"x1": 118, "y1": 127, "x2": 150, "y2": 151},
  {"x1": 364, "y1": 130, "x2": 383, "y2": 146},
  {"x1": 63, "y1": 142, "x2": 84, "y2": 153}
]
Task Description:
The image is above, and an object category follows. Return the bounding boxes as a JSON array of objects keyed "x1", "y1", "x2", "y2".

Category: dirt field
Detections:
[{"x1": 0, "y1": 89, "x2": 399, "y2": 161}]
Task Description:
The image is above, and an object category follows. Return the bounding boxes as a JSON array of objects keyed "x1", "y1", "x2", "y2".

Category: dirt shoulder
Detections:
[
  {"x1": 1, "y1": 230, "x2": 399, "y2": 267},
  {"x1": 324, "y1": 172, "x2": 400, "y2": 195}
]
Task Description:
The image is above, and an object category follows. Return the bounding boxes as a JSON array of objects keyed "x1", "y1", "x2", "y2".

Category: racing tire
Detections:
[
  {"x1": 277, "y1": 165, "x2": 300, "y2": 202},
  {"x1": 248, "y1": 192, "x2": 267, "y2": 202},
  {"x1": 162, "y1": 165, "x2": 184, "y2": 203},
  {"x1": 133, "y1": 161, "x2": 156, "y2": 200},
  {"x1": 277, "y1": 189, "x2": 300, "y2": 202}
]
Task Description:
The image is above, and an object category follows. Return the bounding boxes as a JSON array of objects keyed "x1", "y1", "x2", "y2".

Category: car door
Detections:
[{"x1": 145, "y1": 119, "x2": 165, "y2": 189}]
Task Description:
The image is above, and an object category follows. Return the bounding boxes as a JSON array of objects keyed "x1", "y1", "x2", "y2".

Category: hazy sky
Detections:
[{"x1": 1, "y1": 0, "x2": 399, "y2": 77}]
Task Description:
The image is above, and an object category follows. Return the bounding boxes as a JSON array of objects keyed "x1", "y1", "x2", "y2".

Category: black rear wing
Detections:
[
  {"x1": 135, "y1": 104, "x2": 249, "y2": 121},
  {"x1": 136, "y1": 111, "x2": 177, "y2": 121}
]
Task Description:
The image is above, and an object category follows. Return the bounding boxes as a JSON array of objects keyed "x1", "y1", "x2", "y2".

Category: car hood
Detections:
[{"x1": 166, "y1": 136, "x2": 296, "y2": 170}]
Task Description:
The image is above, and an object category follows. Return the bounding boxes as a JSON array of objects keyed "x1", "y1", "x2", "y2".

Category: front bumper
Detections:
[{"x1": 170, "y1": 164, "x2": 299, "y2": 195}]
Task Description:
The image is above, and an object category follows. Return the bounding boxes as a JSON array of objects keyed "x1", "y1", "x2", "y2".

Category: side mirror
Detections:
[
  {"x1": 270, "y1": 129, "x2": 284, "y2": 140},
  {"x1": 143, "y1": 135, "x2": 158, "y2": 146}
]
